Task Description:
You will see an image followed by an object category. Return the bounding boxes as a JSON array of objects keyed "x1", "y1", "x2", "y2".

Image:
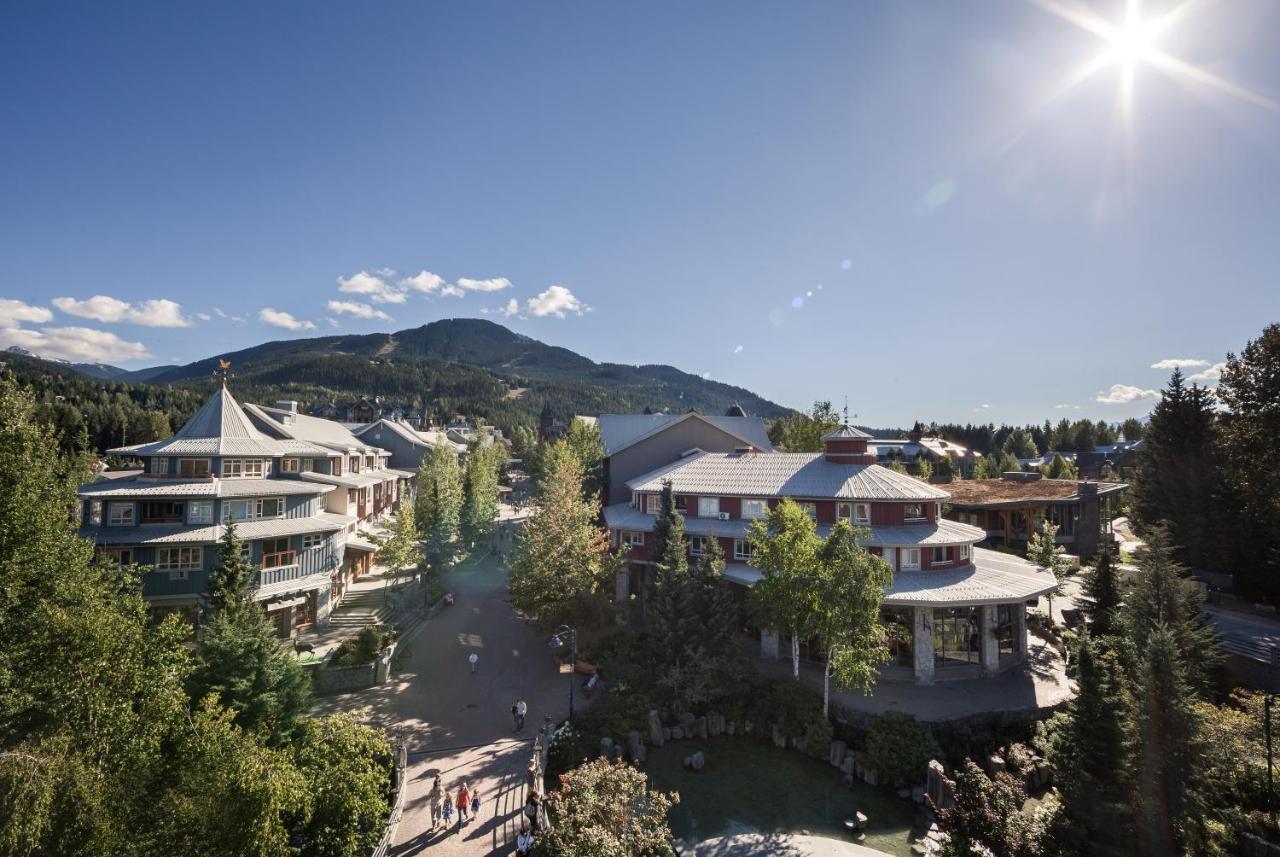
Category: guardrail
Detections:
[{"x1": 370, "y1": 742, "x2": 408, "y2": 857}]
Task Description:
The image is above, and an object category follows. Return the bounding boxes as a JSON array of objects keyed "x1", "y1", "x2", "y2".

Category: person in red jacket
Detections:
[{"x1": 455, "y1": 783, "x2": 470, "y2": 829}]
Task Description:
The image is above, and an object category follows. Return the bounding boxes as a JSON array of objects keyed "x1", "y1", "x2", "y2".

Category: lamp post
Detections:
[{"x1": 548, "y1": 625, "x2": 578, "y2": 722}]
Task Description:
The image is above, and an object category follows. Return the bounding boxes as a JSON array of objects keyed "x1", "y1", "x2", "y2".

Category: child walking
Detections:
[
  {"x1": 469, "y1": 786, "x2": 481, "y2": 820},
  {"x1": 441, "y1": 794, "x2": 454, "y2": 830}
]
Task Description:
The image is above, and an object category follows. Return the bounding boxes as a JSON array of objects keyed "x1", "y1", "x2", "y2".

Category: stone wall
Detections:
[{"x1": 311, "y1": 644, "x2": 396, "y2": 695}]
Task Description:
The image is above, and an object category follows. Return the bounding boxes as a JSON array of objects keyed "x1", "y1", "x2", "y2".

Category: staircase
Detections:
[{"x1": 328, "y1": 586, "x2": 393, "y2": 628}]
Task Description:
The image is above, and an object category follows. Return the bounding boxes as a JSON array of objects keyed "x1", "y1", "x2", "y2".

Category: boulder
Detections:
[
  {"x1": 843, "y1": 811, "x2": 868, "y2": 831},
  {"x1": 1034, "y1": 760, "x2": 1053, "y2": 788},
  {"x1": 600, "y1": 736, "x2": 614, "y2": 758},
  {"x1": 627, "y1": 730, "x2": 646, "y2": 764},
  {"x1": 695, "y1": 716, "x2": 708, "y2": 739},
  {"x1": 648, "y1": 710, "x2": 664, "y2": 747},
  {"x1": 682, "y1": 712, "x2": 696, "y2": 734},
  {"x1": 829, "y1": 740, "x2": 847, "y2": 768},
  {"x1": 862, "y1": 766, "x2": 879, "y2": 787},
  {"x1": 709, "y1": 713, "x2": 724, "y2": 737},
  {"x1": 840, "y1": 754, "x2": 857, "y2": 776},
  {"x1": 690, "y1": 751, "x2": 705, "y2": 772},
  {"x1": 771, "y1": 724, "x2": 787, "y2": 748},
  {"x1": 671, "y1": 726, "x2": 684, "y2": 741},
  {"x1": 841, "y1": 773, "x2": 854, "y2": 788},
  {"x1": 986, "y1": 754, "x2": 1006, "y2": 777}
]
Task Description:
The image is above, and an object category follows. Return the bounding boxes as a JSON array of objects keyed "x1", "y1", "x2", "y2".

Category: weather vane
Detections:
[{"x1": 212, "y1": 358, "x2": 234, "y2": 388}]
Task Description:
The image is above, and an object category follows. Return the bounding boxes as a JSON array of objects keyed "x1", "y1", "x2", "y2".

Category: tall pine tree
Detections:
[{"x1": 1079, "y1": 540, "x2": 1123, "y2": 638}]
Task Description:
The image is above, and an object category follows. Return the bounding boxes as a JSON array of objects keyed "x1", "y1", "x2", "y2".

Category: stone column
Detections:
[
  {"x1": 980, "y1": 604, "x2": 1000, "y2": 676},
  {"x1": 1015, "y1": 604, "x2": 1029, "y2": 661},
  {"x1": 760, "y1": 629, "x2": 780, "y2": 660},
  {"x1": 913, "y1": 607, "x2": 935, "y2": 685}
]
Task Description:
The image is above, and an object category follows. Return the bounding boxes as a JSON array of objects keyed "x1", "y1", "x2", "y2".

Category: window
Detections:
[
  {"x1": 674, "y1": 495, "x2": 687, "y2": 512},
  {"x1": 881, "y1": 607, "x2": 914, "y2": 668},
  {"x1": 931, "y1": 546, "x2": 951, "y2": 565},
  {"x1": 100, "y1": 547, "x2": 133, "y2": 568},
  {"x1": 742, "y1": 499, "x2": 768, "y2": 520},
  {"x1": 733, "y1": 539, "x2": 754, "y2": 561},
  {"x1": 960, "y1": 544, "x2": 971, "y2": 561},
  {"x1": 281, "y1": 458, "x2": 300, "y2": 473},
  {"x1": 301, "y1": 458, "x2": 315, "y2": 472},
  {"x1": 996, "y1": 604, "x2": 1020, "y2": 655},
  {"x1": 901, "y1": 548, "x2": 921, "y2": 570},
  {"x1": 152, "y1": 457, "x2": 169, "y2": 475},
  {"x1": 798, "y1": 502, "x2": 817, "y2": 521},
  {"x1": 349, "y1": 456, "x2": 360, "y2": 473},
  {"x1": 156, "y1": 546, "x2": 201, "y2": 579},
  {"x1": 365, "y1": 455, "x2": 375, "y2": 470},
  {"x1": 644, "y1": 494, "x2": 661, "y2": 514},
  {"x1": 302, "y1": 533, "x2": 324, "y2": 551},
  {"x1": 222, "y1": 459, "x2": 266, "y2": 478},
  {"x1": 904, "y1": 503, "x2": 925, "y2": 521},
  {"x1": 187, "y1": 500, "x2": 213, "y2": 524},
  {"x1": 88, "y1": 500, "x2": 102, "y2": 526},
  {"x1": 221, "y1": 497, "x2": 285, "y2": 522},
  {"x1": 689, "y1": 536, "x2": 708, "y2": 556},
  {"x1": 622, "y1": 531, "x2": 645, "y2": 548},
  {"x1": 837, "y1": 502, "x2": 851, "y2": 522},
  {"x1": 260, "y1": 538, "x2": 293, "y2": 568},
  {"x1": 141, "y1": 501, "x2": 185, "y2": 523},
  {"x1": 108, "y1": 503, "x2": 134, "y2": 526},
  {"x1": 333, "y1": 458, "x2": 343, "y2": 476},
  {"x1": 698, "y1": 497, "x2": 720, "y2": 518},
  {"x1": 178, "y1": 458, "x2": 210, "y2": 478},
  {"x1": 933, "y1": 607, "x2": 980, "y2": 667},
  {"x1": 854, "y1": 503, "x2": 871, "y2": 524}
]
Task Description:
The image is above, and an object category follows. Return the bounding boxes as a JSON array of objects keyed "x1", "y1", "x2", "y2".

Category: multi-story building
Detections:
[
  {"x1": 603, "y1": 424, "x2": 1058, "y2": 684},
  {"x1": 76, "y1": 386, "x2": 409, "y2": 637}
]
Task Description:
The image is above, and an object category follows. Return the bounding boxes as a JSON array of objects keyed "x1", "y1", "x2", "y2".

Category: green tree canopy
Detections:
[
  {"x1": 415, "y1": 441, "x2": 463, "y2": 575},
  {"x1": 540, "y1": 758, "x2": 678, "y2": 857},
  {"x1": 747, "y1": 498, "x2": 822, "y2": 681}
]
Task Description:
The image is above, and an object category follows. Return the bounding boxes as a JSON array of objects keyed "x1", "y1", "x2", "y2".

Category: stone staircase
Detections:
[{"x1": 328, "y1": 586, "x2": 392, "y2": 628}]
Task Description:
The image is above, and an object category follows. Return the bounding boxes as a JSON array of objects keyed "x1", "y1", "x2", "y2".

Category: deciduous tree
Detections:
[
  {"x1": 539, "y1": 758, "x2": 678, "y2": 857},
  {"x1": 415, "y1": 442, "x2": 463, "y2": 575},
  {"x1": 747, "y1": 499, "x2": 821, "y2": 681}
]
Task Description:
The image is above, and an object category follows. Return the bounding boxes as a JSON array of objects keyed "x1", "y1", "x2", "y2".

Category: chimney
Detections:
[
  {"x1": 822, "y1": 425, "x2": 876, "y2": 465},
  {"x1": 276, "y1": 401, "x2": 299, "y2": 414}
]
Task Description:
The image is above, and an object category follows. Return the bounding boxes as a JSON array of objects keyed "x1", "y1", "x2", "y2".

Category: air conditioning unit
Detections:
[{"x1": 717, "y1": 512, "x2": 730, "y2": 521}]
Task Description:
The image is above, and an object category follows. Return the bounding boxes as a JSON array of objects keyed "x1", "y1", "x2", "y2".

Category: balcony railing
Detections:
[
  {"x1": 257, "y1": 562, "x2": 303, "y2": 589},
  {"x1": 262, "y1": 550, "x2": 297, "y2": 569}
]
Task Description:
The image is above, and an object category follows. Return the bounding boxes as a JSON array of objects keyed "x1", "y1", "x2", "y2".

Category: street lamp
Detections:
[{"x1": 548, "y1": 625, "x2": 578, "y2": 722}]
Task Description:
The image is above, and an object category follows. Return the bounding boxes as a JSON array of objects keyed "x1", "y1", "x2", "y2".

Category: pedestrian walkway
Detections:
[
  {"x1": 314, "y1": 510, "x2": 571, "y2": 856},
  {"x1": 297, "y1": 566, "x2": 418, "y2": 659}
]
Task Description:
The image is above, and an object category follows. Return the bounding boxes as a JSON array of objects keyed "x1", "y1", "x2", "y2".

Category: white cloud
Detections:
[
  {"x1": 456, "y1": 276, "x2": 512, "y2": 293},
  {"x1": 399, "y1": 270, "x2": 446, "y2": 294},
  {"x1": 1096, "y1": 384, "x2": 1159, "y2": 404},
  {"x1": 52, "y1": 295, "x2": 192, "y2": 327},
  {"x1": 373, "y1": 267, "x2": 397, "y2": 277},
  {"x1": 214, "y1": 308, "x2": 227, "y2": 318},
  {"x1": 1054, "y1": 403, "x2": 1081, "y2": 410},
  {"x1": 326, "y1": 300, "x2": 392, "y2": 321},
  {"x1": 196, "y1": 312, "x2": 212, "y2": 321},
  {"x1": 326, "y1": 317, "x2": 339, "y2": 328},
  {"x1": 258, "y1": 308, "x2": 317, "y2": 331},
  {"x1": 701, "y1": 371, "x2": 712, "y2": 380},
  {"x1": 0, "y1": 325, "x2": 151, "y2": 362},
  {"x1": 733, "y1": 345, "x2": 744, "y2": 354},
  {"x1": 526, "y1": 285, "x2": 588, "y2": 318},
  {"x1": 440, "y1": 284, "x2": 465, "y2": 298},
  {"x1": 500, "y1": 298, "x2": 520, "y2": 317},
  {"x1": 1189, "y1": 362, "x2": 1226, "y2": 383},
  {"x1": 337, "y1": 271, "x2": 406, "y2": 304},
  {"x1": 1151, "y1": 358, "x2": 1209, "y2": 370},
  {"x1": 0, "y1": 298, "x2": 53, "y2": 324}
]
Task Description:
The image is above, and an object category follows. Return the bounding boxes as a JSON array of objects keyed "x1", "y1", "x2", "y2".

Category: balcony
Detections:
[{"x1": 262, "y1": 549, "x2": 297, "y2": 569}]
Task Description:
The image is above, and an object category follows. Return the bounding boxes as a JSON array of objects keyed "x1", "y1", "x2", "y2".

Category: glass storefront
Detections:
[
  {"x1": 997, "y1": 604, "x2": 1020, "y2": 655},
  {"x1": 933, "y1": 607, "x2": 980, "y2": 668},
  {"x1": 881, "y1": 607, "x2": 914, "y2": 668}
]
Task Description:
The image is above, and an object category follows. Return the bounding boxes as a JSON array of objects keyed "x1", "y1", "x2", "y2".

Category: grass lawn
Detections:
[{"x1": 644, "y1": 738, "x2": 919, "y2": 857}]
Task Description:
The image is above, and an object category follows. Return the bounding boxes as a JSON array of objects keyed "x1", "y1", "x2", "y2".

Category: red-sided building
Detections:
[{"x1": 604, "y1": 425, "x2": 1058, "y2": 684}]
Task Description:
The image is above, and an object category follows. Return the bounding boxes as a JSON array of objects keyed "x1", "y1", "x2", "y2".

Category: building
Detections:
[
  {"x1": 941, "y1": 472, "x2": 1128, "y2": 558},
  {"x1": 77, "y1": 385, "x2": 366, "y2": 637},
  {"x1": 1075, "y1": 439, "x2": 1143, "y2": 480},
  {"x1": 868, "y1": 433, "x2": 976, "y2": 478},
  {"x1": 598, "y1": 411, "x2": 774, "y2": 506},
  {"x1": 244, "y1": 402, "x2": 416, "y2": 587},
  {"x1": 603, "y1": 425, "x2": 1058, "y2": 684},
  {"x1": 350, "y1": 417, "x2": 467, "y2": 471}
]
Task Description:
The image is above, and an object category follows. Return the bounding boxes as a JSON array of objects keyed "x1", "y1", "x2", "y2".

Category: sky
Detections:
[{"x1": 2, "y1": 0, "x2": 1278, "y2": 426}]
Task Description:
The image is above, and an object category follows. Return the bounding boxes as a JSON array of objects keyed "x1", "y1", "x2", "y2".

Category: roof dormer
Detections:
[{"x1": 822, "y1": 424, "x2": 876, "y2": 465}]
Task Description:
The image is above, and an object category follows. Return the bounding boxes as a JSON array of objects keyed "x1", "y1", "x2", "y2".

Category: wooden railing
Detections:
[
  {"x1": 370, "y1": 743, "x2": 408, "y2": 857},
  {"x1": 261, "y1": 550, "x2": 297, "y2": 569}
]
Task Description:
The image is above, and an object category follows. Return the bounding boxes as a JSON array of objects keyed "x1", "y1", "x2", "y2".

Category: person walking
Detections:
[
  {"x1": 515, "y1": 697, "x2": 528, "y2": 732},
  {"x1": 441, "y1": 793, "x2": 454, "y2": 830},
  {"x1": 510, "y1": 699, "x2": 520, "y2": 732},
  {"x1": 468, "y1": 652, "x2": 478, "y2": 674},
  {"x1": 427, "y1": 776, "x2": 443, "y2": 830},
  {"x1": 469, "y1": 786, "x2": 481, "y2": 820},
  {"x1": 456, "y1": 783, "x2": 470, "y2": 827}
]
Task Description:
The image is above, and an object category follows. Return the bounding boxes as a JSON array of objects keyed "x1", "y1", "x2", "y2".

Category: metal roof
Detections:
[
  {"x1": 625, "y1": 452, "x2": 950, "y2": 501},
  {"x1": 718, "y1": 547, "x2": 1057, "y2": 607},
  {"x1": 245, "y1": 404, "x2": 389, "y2": 455},
  {"x1": 80, "y1": 511, "x2": 356, "y2": 546},
  {"x1": 822, "y1": 424, "x2": 872, "y2": 440},
  {"x1": 597, "y1": 413, "x2": 772, "y2": 457},
  {"x1": 79, "y1": 477, "x2": 332, "y2": 499},
  {"x1": 603, "y1": 503, "x2": 984, "y2": 547},
  {"x1": 299, "y1": 470, "x2": 394, "y2": 490},
  {"x1": 111, "y1": 387, "x2": 289, "y2": 458}
]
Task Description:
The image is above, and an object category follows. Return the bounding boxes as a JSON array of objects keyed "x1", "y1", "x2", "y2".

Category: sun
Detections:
[{"x1": 1104, "y1": 11, "x2": 1159, "y2": 69}]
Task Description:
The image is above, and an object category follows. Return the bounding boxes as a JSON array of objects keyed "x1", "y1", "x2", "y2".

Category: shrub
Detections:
[
  {"x1": 1004, "y1": 742, "x2": 1034, "y2": 779},
  {"x1": 866, "y1": 712, "x2": 943, "y2": 789},
  {"x1": 330, "y1": 626, "x2": 395, "y2": 667}
]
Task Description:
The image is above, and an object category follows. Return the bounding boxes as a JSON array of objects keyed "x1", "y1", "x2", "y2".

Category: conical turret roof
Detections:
[
  {"x1": 822, "y1": 424, "x2": 872, "y2": 441},
  {"x1": 110, "y1": 386, "x2": 288, "y2": 457}
]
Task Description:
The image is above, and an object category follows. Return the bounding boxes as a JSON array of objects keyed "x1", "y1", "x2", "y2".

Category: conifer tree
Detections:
[
  {"x1": 1131, "y1": 625, "x2": 1206, "y2": 856},
  {"x1": 206, "y1": 517, "x2": 255, "y2": 614},
  {"x1": 1026, "y1": 521, "x2": 1068, "y2": 622},
  {"x1": 1120, "y1": 525, "x2": 1222, "y2": 696},
  {"x1": 1044, "y1": 633, "x2": 1132, "y2": 855},
  {"x1": 649, "y1": 480, "x2": 680, "y2": 564},
  {"x1": 1079, "y1": 541, "x2": 1123, "y2": 638}
]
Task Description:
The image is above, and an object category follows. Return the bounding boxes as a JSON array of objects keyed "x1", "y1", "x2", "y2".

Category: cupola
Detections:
[{"x1": 822, "y1": 424, "x2": 876, "y2": 465}]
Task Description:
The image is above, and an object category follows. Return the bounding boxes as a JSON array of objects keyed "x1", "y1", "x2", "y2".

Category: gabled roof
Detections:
[
  {"x1": 626, "y1": 451, "x2": 949, "y2": 501},
  {"x1": 597, "y1": 413, "x2": 772, "y2": 457},
  {"x1": 245, "y1": 404, "x2": 386, "y2": 456},
  {"x1": 110, "y1": 387, "x2": 293, "y2": 457}
]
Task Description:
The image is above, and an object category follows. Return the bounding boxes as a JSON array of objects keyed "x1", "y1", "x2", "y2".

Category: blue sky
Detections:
[{"x1": 2, "y1": 1, "x2": 1278, "y2": 425}]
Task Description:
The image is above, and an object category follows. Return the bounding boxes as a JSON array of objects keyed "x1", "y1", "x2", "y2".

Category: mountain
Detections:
[
  {"x1": 5, "y1": 348, "x2": 177, "y2": 383},
  {"x1": 144, "y1": 318, "x2": 791, "y2": 418}
]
